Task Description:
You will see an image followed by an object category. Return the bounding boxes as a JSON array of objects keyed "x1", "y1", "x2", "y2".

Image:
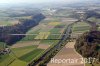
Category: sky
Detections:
[{"x1": 0, "y1": 0, "x2": 89, "y2": 4}]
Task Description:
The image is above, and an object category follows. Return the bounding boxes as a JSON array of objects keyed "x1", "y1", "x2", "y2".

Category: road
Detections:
[{"x1": 28, "y1": 22, "x2": 74, "y2": 66}]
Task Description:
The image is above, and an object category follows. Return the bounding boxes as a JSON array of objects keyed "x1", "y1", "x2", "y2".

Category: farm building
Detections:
[{"x1": 0, "y1": 42, "x2": 11, "y2": 55}]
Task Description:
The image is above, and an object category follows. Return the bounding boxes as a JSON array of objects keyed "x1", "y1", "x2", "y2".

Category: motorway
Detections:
[
  {"x1": 28, "y1": 11, "x2": 99, "y2": 66},
  {"x1": 28, "y1": 22, "x2": 74, "y2": 66}
]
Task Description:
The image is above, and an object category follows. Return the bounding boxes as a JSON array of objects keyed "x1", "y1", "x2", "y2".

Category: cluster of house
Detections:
[{"x1": 0, "y1": 48, "x2": 11, "y2": 55}]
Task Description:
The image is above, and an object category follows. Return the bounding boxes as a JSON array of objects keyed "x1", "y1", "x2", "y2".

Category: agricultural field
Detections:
[
  {"x1": 21, "y1": 29, "x2": 40, "y2": 41},
  {"x1": 72, "y1": 22, "x2": 90, "y2": 33},
  {"x1": 0, "y1": 11, "x2": 68, "y2": 65},
  {"x1": 19, "y1": 49, "x2": 44, "y2": 62},
  {"x1": 35, "y1": 32, "x2": 50, "y2": 39},
  {"x1": 11, "y1": 45, "x2": 38, "y2": 58},
  {"x1": 0, "y1": 42, "x2": 45, "y2": 66},
  {"x1": 48, "y1": 22, "x2": 61, "y2": 26},
  {"x1": 0, "y1": 42, "x2": 6, "y2": 51},
  {"x1": 71, "y1": 22, "x2": 91, "y2": 39},
  {"x1": 9, "y1": 59, "x2": 27, "y2": 66},
  {"x1": 40, "y1": 17, "x2": 60, "y2": 24},
  {"x1": 1, "y1": 4, "x2": 100, "y2": 66},
  {"x1": 0, "y1": 52, "x2": 16, "y2": 66},
  {"x1": 73, "y1": 22, "x2": 90, "y2": 31},
  {"x1": 87, "y1": 17, "x2": 100, "y2": 31},
  {"x1": 48, "y1": 42, "x2": 84, "y2": 66},
  {"x1": 40, "y1": 21, "x2": 66, "y2": 45},
  {"x1": 87, "y1": 17, "x2": 100, "y2": 23}
]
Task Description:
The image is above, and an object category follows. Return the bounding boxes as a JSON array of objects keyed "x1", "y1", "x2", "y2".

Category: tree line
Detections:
[{"x1": 0, "y1": 13, "x2": 45, "y2": 45}]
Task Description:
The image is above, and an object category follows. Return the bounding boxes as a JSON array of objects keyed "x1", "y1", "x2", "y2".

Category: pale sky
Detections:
[{"x1": 0, "y1": 0, "x2": 88, "y2": 4}]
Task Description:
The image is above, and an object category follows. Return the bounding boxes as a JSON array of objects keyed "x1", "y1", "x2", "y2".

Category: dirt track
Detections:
[{"x1": 48, "y1": 42, "x2": 84, "y2": 66}]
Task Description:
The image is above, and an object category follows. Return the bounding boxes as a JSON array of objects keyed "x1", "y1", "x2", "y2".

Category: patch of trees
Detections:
[
  {"x1": 74, "y1": 31, "x2": 100, "y2": 63},
  {"x1": 0, "y1": 13, "x2": 45, "y2": 45}
]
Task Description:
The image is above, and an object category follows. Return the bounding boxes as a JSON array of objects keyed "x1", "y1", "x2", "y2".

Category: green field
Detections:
[
  {"x1": 0, "y1": 42, "x2": 6, "y2": 51},
  {"x1": 72, "y1": 22, "x2": 90, "y2": 33},
  {"x1": 0, "y1": 7, "x2": 91, "y2": 66},
  {"x1": 0, "y1": 53, "x2": 15, "y2": 66},
  {"x1": 50, "y1": 28, "x2": 62, "y2": 33},
  {"x1": 9, "y1": 59, "x2": 27, "y2": 66},
  {"x1": 0, "y1": 45, "x2": 37, "y2": 66},
  {"x1": 88, "y1": 17, "x2": 100, "y2": 23},
  {"x1": 40, "y1": 40, "x2": 59, "y2": 45},
  {"x1": 21, "y1": 29, "x2": 40, "y2": 41},
  {"x1": 2, "y1": 19, "x2": 55, "y2": 65},
  {"x1": 40, "y1": 18, "x2": 60, "y2": 23},
  {"x1": 0, "y1": 45, "x2": 44, "y2": 66},
  {"x1": 41, "y1": 24, "x2": 65, "y2": 45},
  {"x1": 0, "y1": 42, "x2": 14, "y2": 66},
  {"x1": 87, "y1": 17, "x2": 100, "y2": 31},
  {"x1": 19, "y1": 49, "x2": 44, "y2": 62},
  {"x1": 11, "y1": 45, "x2": 38, "y2": 58}
]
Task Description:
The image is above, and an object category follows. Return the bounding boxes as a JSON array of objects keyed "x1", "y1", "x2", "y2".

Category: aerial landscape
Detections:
[{"x1": 0, "y1": 0, "x2": 100, "y2": 66}]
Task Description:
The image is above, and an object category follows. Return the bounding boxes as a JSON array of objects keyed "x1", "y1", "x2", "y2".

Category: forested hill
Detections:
[{"x1": 0, "y1": 13, "x2": 45, "y2": 45}]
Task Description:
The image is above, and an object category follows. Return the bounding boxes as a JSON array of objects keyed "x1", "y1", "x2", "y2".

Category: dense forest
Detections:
[
  {"x1": 0, "y1": 13, "x2": 45, "y2": 45},
  {"x1": 74, "y1": 31, "x2": 100, "y2": 62}
]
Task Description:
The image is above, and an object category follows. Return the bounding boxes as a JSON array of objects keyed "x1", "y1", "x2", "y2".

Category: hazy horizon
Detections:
[{"x1": 0, "y1": 0, "x2": 93, "y2": 4}]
